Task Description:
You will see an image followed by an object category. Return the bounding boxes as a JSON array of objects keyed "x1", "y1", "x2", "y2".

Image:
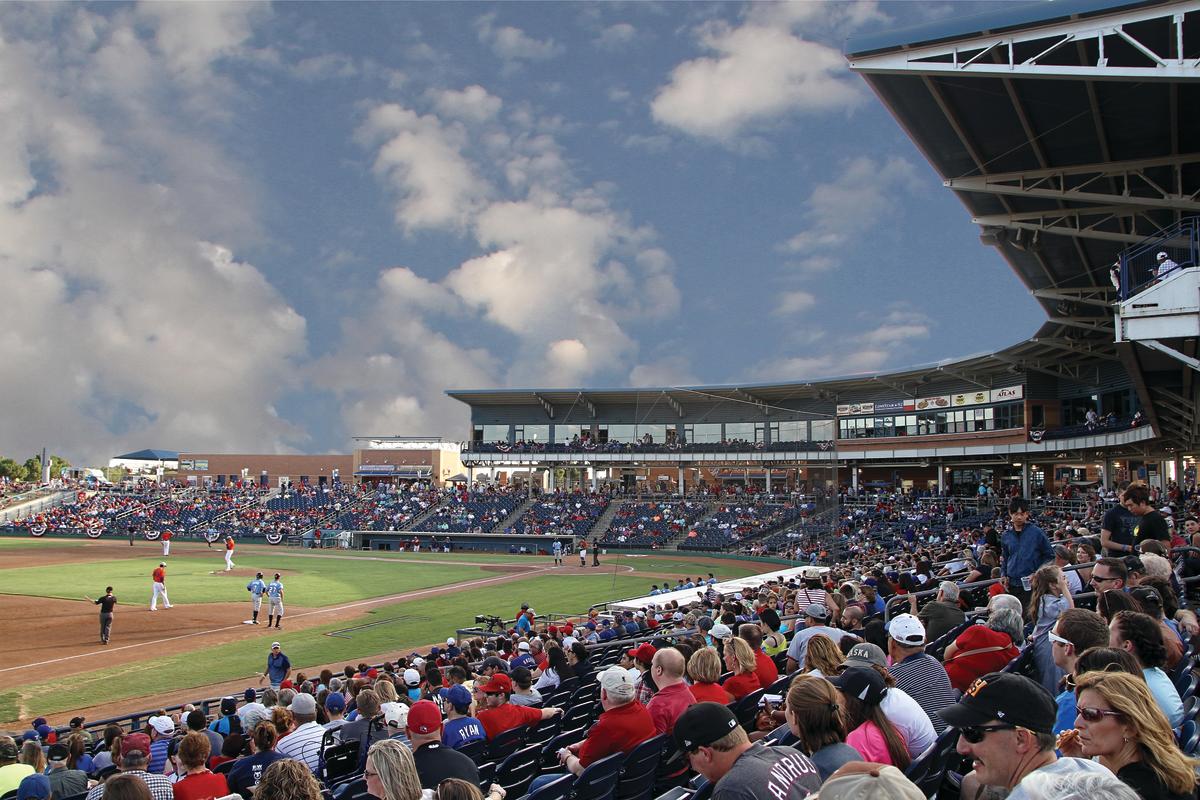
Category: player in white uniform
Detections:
[
  {"x1": 246, "y1": 572, "x2": 267, "y2": 624},
  {"x1": 161, "y1": 530, "x2": 171, "y2": 558},
  {"x1": 150, "y1": 562, "x2": 172, "y2": 610},
  {"x1": 266, "y1": 573, "x2": 284, "y2": 629}
]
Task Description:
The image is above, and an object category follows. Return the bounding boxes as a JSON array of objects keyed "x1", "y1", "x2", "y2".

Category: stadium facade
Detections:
[{"x1": 448, "y1": 0, "x2": 1200, "y2": 498}]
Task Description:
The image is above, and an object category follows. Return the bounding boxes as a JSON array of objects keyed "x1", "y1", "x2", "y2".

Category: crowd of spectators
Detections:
[
  {"x1": 510, "y1": 494, "x2": 611, "y2": 537},
  {"x1": 598, "y1": 500, "x2": 709, "y2": 548},
  {"x1": 677, "y1": 501, "x2": 811, "y2": 551}
]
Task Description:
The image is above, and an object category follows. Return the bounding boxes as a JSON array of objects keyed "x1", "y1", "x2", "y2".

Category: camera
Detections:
[{"x1": 475, "y1": 614, "x2": 504, "y2": 631}]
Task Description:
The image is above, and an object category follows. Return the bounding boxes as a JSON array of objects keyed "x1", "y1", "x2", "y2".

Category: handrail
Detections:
[{"x1": 1119, "y1": 216, "x2": 1199, "y2": 299}]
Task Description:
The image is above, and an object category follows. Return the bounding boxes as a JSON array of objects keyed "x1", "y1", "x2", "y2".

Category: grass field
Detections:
[{"x1": 0, "y1": 536, "x2": 776, "y2": 724}]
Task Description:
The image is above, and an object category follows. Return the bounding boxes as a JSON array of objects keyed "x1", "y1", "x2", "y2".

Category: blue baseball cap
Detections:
[
  {"x1": 324, "y1": 693, "x2": 346, "y2": 713},
  {"x1": 439, "y1": 684, "x2": 473, "y2": 708},
  {"x1": 18, "y1": 773, "x2": 51, "y2": 800}
]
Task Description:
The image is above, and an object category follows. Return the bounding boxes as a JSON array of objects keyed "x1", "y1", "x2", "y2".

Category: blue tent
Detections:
[{"x1": 114, "y1": 449, "x2": 179, "y2": 461}]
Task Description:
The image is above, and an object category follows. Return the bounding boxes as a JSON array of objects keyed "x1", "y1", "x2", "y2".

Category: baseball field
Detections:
[{"x1": 0, "y1": 536, "x2": 775, "y2": 729}]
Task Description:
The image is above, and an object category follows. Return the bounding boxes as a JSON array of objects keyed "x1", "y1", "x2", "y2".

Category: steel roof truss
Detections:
[
  {"x1": 662, "y1": 391, "x2": 685, "y2": 418},
  {"x1": 533, "y1": 393, "x2": 555, "y2": 420},
  {"x1": 1031, "y1": 287, "x2": 1114, "y2": 309},
  {"x1": 849, "y1": 3, "x2": 1200, "y2": 80}
]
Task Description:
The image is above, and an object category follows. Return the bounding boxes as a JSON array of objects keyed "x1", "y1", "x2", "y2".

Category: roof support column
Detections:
[
  {"x1": 937, "y1": 463, "x2": 945, "y2": 495},
  {"x1": 1022, "y1": 462, "x2": 1031, "y2": 499},
  {"x1": 765, "y1": 468, "x2": 772, "y2": 495},
  {"x1": 678, "y1": 466, "x2": 685, "y2": 497}
]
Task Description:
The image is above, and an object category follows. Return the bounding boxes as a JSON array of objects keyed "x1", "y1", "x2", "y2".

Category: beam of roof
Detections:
[
  {"x1": 946, "y1": 155, "x2": 1200, "y2": 212},
  {"x1": 848, "y1": 2, "x2": 1200, "y2": 80},
  {"x1": 1031, "y1": 287, "x2": 1116, "y2": 308},
  {"x1": 973, "y1": 207, "x2": 1185, "y2": 245},
  {"x1": 533, "y1": 393, "x2": 555, "y2": 420},
  {"x1": 1047, "y1": 316, "x2": 1116, "y2": 334},
  {"x1": 661, "y1": 391, "x2": 684, "y2": 418},
  {"x1": 576, "y1": 392, "x2": 596, "y2": 418}
]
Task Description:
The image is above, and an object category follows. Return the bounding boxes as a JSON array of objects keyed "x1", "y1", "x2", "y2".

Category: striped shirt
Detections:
[
  {"x1": 86, "y1": 770, "x2": 174, "y2": 800},
  {"x1": 888, "y1": 653, "x2": 958, "y2": 735}
]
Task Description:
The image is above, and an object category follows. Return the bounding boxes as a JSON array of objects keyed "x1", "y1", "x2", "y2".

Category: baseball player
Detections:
[
  {"x1": 246, "y1": 572, "x2": 267, "y2": 624},
  {"x1": 552, "y1": 539, "x2": 563, "y2": 566},
  {"x1": 150, "y1": 562, "x2": 172, "y2": 610},
  {"x1": 266, "y1": 572, "x2": 284, "y2": 629},
  {"x1": 578, "y1": 539, "x2": 587, "y2": 568},
  {"x1": 87, "y1": 586, "x2": 117, "y2": 644},
  {"x1": 224, "y1": 535, "x2": 236, "y2": 571},
  {"x1": 161, "y1": 529, "x2": 172, "y2": 558}
]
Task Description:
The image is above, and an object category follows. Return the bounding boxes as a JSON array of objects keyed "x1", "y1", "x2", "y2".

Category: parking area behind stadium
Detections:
[{"x1": 0, "y1": 535, "x2": 769, "y2": 728}]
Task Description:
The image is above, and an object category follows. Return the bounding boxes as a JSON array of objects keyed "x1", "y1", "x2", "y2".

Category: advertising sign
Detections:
[
  {"x1": 990, "y1": 385, "x2": 1024, "y2": 403},
  {"x1": 914, "y1": 395, "x2": 951, "y2": 411},
  {"x1": 951, "y1": 390, "x2": 991, "y2": 407}
]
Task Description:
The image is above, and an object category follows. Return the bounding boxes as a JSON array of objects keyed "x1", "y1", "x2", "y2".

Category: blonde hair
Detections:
[
  {"x1": 367, "y1": 739, "x2": 423, "y2": 800},
  {"x1": 803, "y1": 634, "x2": 845, "y2": 676},
  {"x1": 375, "y1": 678, "x2": 399, "y2": 703},
  {"x1": 1075, "y1": 671, "x2": 1198, "y2": 796},
  {"x1": 688, "y1": 646, "x2": 723, "y2": 684},
  {"x1": 18, "y1": 739, "x2": 45, "y2": 773},
  {"x1": 257, "y1": 758, "x2": 323, "y2": 800},
  {"x1": 725, "y1": 636, "x2": 757, "y2": 674}
]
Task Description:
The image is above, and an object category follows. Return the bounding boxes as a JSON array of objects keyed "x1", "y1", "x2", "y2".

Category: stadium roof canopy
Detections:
[
  {"x1": 114, "y1": 449, "x2": 179, "y2": 461},
  {"x1": 450, "y1": 1, "x2": 1200, "y2": 452}
]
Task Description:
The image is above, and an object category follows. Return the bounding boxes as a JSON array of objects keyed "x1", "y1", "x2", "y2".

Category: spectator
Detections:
[
  {"x1": 90, "y1": 725, "x2": 124, "y2": 775},
  {"x1": 145, "y1": 717, "x2": 173, "y2": 775},
  {"x1": 336, "y1": 689, "x2": 390, "y2": 761},
  {"x1": 1029, "y1": 565, "x2": 1074, "y2": 637},
  {"x1": 722, "y1": 638, "x2": 761, "y2": 700},
  {"x1": 16, "y1": 774, "x2": 51, "y2": 800},
  {"x1": 45, "y1": 741, "x2": 88, "y2": 798},
  {"x1": 254, "y1": 759, "x2": 322, "y2": 800},
  {"x1": 829, "y1": 668, "x2": 909, "y2": 769},
  {"x1": 1048, "y1": 609, "x2": 1112, "y2": 734},
  {"x1": 323, "y1": 692, "x2": 347, "y2": 735},
  {"x1": 673, "y1": 702, "x2": 821, "y2": 800},
  {"x1": 1059, "y1": 671, "x2": 1197, "y2": 799},
  {"x1": 785, "y1": 604, "x2": 849, "y2": 673},
  {"x1": 275, "y1": 693, "x2": 324, "y2": 772},
  {"x1": 913, "y1": 581, "x2": 965, "y2": 643},
  {"x1": 1154, "y1": 251, "x2": 1180, "y2": 280},
  {"x1": 1123, "y1": 485, "x2": 1170, "y2": 548},
  {"x1": 403, "y1": 702, "x2": 479, "y2": 790},
  {"x1": 687, "y1": 647, "x2": 734, "y2": 705},
  {"x1": 942, "y1": 672, "x2": 1110, "y2": 798},
  {"x1": 170, "y1": 731, "x2": 229, "y2": 800},
  {"x1": 508, "y1": 667, "x2": 543, "y2": 707},
  {"x1": 784, "y1": 675, "x2": 863, "y2": 780},
  {"x1": 439, "y1": 685, "x2": 485, "y2": 750},
  {"x1": 943, "y1": 597, "x2": 1023, "y2": 692},
  {"x1": 1001, "y1": 497, "x2": 1053, "y2": 609},
  {"x1": 208, "y1": 698, "x2": 243, "y2": 738},
  {"x1": 1108, "y1": 611, "x2": 1184, "y2": 726},
  {"x1": 1, "y1": 742, "x2": 36, "y2": 799},
  {"x1": 646, "y1": 648, "x2": 695, "y2": 734},
  {"x1": 17, "y1": 741, "x2": 44, "y2": 777},
  {"x1": 839, "y1": 643, "x2": 935, "y2": 757},
  {"x1": 1129, "y1": 585, "x2": 1184, "y2": 671},
  {"x1": 226, "y1": 723, "x2": 285, "y2": 800},
  {"x1": 475, "y1": 674, "x2": 562, "y2": 740},
  {"x1": 1091, "y1": 557, "x2": 1129, "y2": 593},
  {"x1": 85, "y1": 732, "x2": 174, "y2": 800},
  {"x1": 803, "y1": 634, "x2": 845, "y2": 678},
  {"x1": 1017, "y1": 769, "x2": 1139, "y2": 800},
  {"x1": 884, "y1": 616, "x2": 955, "y2": 735},
  {"x1": 99, "y1": 775, "x2": 153, "y2": 800},
  {"x1": 376, "y1": 680, "x2": 409, "y2": 729},
  {"x1": 737, "y1": 624, "x2": 778, "y2": 690},
  {"x1": 237, "y1": 689, "x2": 269, "y2": 732},
  {"x1": 532, "y1": 645, "x2": 572, "y2": 692},
  {"x1": 758, "y1": 609, "x2": 787, "y2": 658},
  {"x1": 812, "y1": 762, "x2": 925, "y2": 799},
  {"x1": 184, "y1": 711, "x2": 222, "y2": 764}
]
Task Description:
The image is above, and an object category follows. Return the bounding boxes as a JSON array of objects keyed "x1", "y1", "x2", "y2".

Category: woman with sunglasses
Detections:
[{"x1": 1057, "y1": 671, "x2": 1198, "y2": 800}]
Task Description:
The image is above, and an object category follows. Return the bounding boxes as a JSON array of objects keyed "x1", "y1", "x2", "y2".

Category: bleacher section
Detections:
[
  {"x1": 420, "y1": 490, "x2": 525, "y2": 533},
  {"x1": 676, "y1": 501, "x2": 809, "y2": 551},
  {"x1": 597, "y1": 500, "x2": 708, "y2": 548},
  {"x1": 511, "y1": 494, "x2": 611, "y2": 536}
]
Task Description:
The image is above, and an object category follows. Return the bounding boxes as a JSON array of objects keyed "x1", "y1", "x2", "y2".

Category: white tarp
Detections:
[{"x1": 610, "y1": 564, "x2": 828, "y2": 612}]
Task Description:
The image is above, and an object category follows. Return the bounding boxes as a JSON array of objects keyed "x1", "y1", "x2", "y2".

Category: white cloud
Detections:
[
  {"x1": 476, "y1": 14, "x2": 564, "y2": 63},
  {"x1": 431, "y1": 85, "x2": 503, "y2": 123},
  {"x1": 774, "y1": 290, "x2": 816, "y2": 315},
  {"x1": 629, "y1": 355, "x2": 699, "y2": 387},
  {"x1": 293, "y1": 53, "x2": 358, "y2": 81},
  {"x1": 357, "y1": 104, "x2": 488, "y2": 233},
  {"x1": 596, "y1": 23, "x2": 636, "y2": 50},
  {"x1": 651, "y1": 20, "x2": 863, "y2": 143}
]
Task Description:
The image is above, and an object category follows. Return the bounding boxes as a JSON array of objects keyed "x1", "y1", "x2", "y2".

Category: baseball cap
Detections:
[
  {"x1": 673, "y1": 702, "x2": 740, "y2": 751},
  {"x1": 47, "y1": 743, "x2": 70, "y2": 762},
  {"x1": 1157, "y1": 251, "x2": 1168, "y2": 260},
  {"x1": 672, "y1": 611, "x2": 684, "y2": 622},
  {"x1": 411, "y1": 657, "x2": 426, "y2": 668},
  {"x1": 802, "y1": 603, "x2": 830, "y2": 621},
  {"x1": 599, "y1": 665, "x2": 636, "y2": 695},
  {"x1": 32, "y1": 717, "x2": 47, "y2": 727},
  {"x1": 159, "y1": 562, "x2": 166, "y2": 567},
  {"x1": 324, "y1": 693, "x2": 346, "y2": 713},
  {"x1": 17, "y1": 774, "x2": 51, "y2": 800},
  {"x1": 479, "y1": 673, "x2": 513, "y2": 694},
  {"x1": 220, "y1": 697, "x2": 238, "y2": 715},
  {"x1": 829, "y1": 667, "x2": 888, "y2": 706},
  {"x1": 440, "y1": 684, "x2": 473, "y2": 709},
  {"x1": 407, "y1": 700, "x2": 443, "y2": 734},
  {"x1": 270, "y1": 641, "x2": 281, "y2": 649},
  {"x1": 289, "y1": 693, "x2": 317, "y2": 715},
  {"x1": 403, "y1": 668, "x2": 422, "y2": 686},
  {"x1": 447, "y1": 637, "x2": 457, "y2": 646},
  {"x1": 817, "y1": 762, "x2": 925, "y2": 800},
  {"x1": 843, "y1": 642, "x2": 888, "y2": 670},
  {"x1": 802, "y1": 566, "x2": 823, "y2": 579},
  {"x1": 121, "y1": 732, "x2": 152, "y2": 758},
  {"x1": 35, "y1": 724, "x2": 53, "y2": 740},
  {"x1": 69, "y1": 716, "x2": 85, "y2": 727},
  {"x1": 888, "y1": 614, "x2": 926, "y2": 646},
  {"x1": 518, "y1": 641, "x2": 531, "y2": 651},
  {"x1": 627, "y1": 643, "x2": 656, "y2": 664},
  {"x1": 244, "y1": 688, "x2": 257, "y2": 702},
  {"x1": 696, "y1": 615, "x2": 715, "y2": 632},
  {"x1": 939, "y1": 673, "x2": 1056, "y2": 734},
  {"x1": 147, "y1": 716, "x2": 174, "y2": 736},
  {"x1": 709, "y1": 623, "x2": 733, "y2": 641}
]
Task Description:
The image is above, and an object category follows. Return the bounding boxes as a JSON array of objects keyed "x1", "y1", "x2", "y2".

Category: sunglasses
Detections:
[
  {"x1": 1091, "y1": 575, "x2": 1119, "y2": 584},
  {"x1": 1077, "y1": 707, "x2": 1124, "y2": 723},
  {"x1": 1047, "y1": 631, "x2": 1071, "y2": 647},
  {"x1": 959, "y1": 723, "x2": 1017, "y2": 743}
]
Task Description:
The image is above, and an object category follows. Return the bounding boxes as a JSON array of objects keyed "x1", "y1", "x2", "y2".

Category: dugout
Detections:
[{"x1": 349, "y1": 529, "x2": 577, "y2": 555}]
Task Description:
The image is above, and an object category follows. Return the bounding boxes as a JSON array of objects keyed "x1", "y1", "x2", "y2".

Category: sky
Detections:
[{"x1": 0, "y1": 0, "x2": 1047, "y2": 466}]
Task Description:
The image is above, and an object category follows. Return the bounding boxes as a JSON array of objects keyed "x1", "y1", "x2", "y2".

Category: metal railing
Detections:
[{"x1": 1118, "y1": 216, "x2": 1199, "y2": 299}]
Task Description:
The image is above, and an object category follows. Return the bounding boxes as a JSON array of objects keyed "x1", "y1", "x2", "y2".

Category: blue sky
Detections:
[{"x1": 0, "y1": 1, "x2": 1045, "y2": 464}]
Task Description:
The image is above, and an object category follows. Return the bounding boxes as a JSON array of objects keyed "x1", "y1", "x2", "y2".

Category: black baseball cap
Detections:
[
  {"x1": 673, "y1": 702, "x2": 740, "y2": 751},
  {"x1": 828, "y1": 667, "x2": 887, "y2": 706},
  {"x1": 939, "y1": 672, "x2": 1056, "y2": 734}
]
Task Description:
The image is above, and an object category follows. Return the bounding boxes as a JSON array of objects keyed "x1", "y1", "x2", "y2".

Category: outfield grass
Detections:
[
  {"x1": 0, "y1": 554, "x2": 494, "y2": 606},
  {"x1": 5, "y1": 571, "x2": 651, "y2": 719}
]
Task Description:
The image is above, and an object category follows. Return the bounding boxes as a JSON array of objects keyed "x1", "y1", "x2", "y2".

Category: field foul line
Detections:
[{"x1": 0, "y1": 568, "x2": 551, "y2": 675}]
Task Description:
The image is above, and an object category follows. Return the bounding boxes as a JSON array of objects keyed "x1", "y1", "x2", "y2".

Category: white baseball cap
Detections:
[
  {"x1": 403, "y1": 668, "x2": 421, "y2": 686},
  {"x1": 147, "y1": 716, "x2": 174, "y2": 736},
  {"x1": 1157, "y1": 251, "x2": 1168, "y2": 260},
  {"x1": 888, "y1": 613, "x2": 926, "y2": 646},
  {"x1": 446, "y1": 637, "x2": 457, "y2": 646},
  {"x1": 709, "y1": 623, "x2": 734, "y2": 640},
  {"x1": 518, "y1": 641, "x2": 530, "y2": 651}
]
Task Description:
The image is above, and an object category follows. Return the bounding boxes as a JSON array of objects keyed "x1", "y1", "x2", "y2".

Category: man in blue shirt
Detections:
[
  {"x1": 1000, "y1": 497, "x2": 1053, "y2": 611},
  {"x1": 261, "y1": 642, "x2": 291, "y2": 690}
]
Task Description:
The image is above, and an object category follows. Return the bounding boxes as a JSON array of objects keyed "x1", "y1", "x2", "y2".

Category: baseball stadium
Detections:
[{"x1": 1, "y1": 2, "x2": 1199, "y2": 800}]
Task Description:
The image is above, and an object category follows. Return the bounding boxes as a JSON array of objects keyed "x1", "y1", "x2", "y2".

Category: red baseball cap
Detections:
[
  {"x1": 120, "y1": 733, "x2": 151, "y2": 758},
  {"x1": 627, "y1": 643, "x2": 656, "y2": 664},
  {"x1": 478, "y1": 673, "x2": 513, "y2": 694},
  {"x1": 406, "y1": 700, "x2": 443, "y2": 734}
]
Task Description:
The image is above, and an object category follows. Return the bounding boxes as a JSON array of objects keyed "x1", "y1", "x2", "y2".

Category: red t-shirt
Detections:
[
  {"x1": 226, "y1": 538, "x2": 235, "y2": 550},
  {"x1": 723, "y1": 671, "x2": 761, "y2": 700},
  {"x1": 754, "y1": 650, "x2": 779, "y2": 690},
  {"x1": 944, "y1": 625, "x2": 1019, "y2": 692},
  {"x1": 153, "y1": 567, "x2": 165, "y2": 583},
  {"x1": 646, "y1": 682, "x2": 695, "y2": 735},
  {"x1": 478, "y1": 702, "x2": 543, "y2": 740},
  {"x1": 172, "y1": 770, "x2": 229, "y2": 800},
  {"x1": 578, "y1": 701, "x2": 656, "y2": 767},
  {"x1": 689, "y1": 682, "x2": 734, "y2": 705}
]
